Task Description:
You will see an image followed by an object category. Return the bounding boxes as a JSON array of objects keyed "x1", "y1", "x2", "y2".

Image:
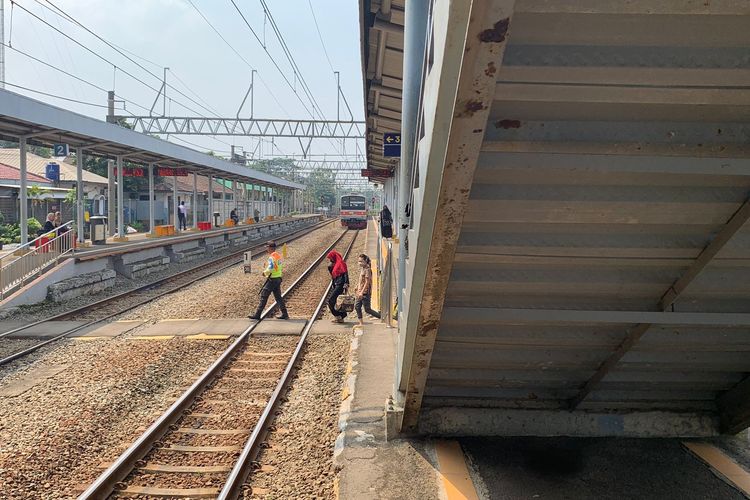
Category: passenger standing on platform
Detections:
[
  {"x1": 355, "y1": 254, "x2": 380, "y2": 325},
  {"x1": 254, "y1": 208, "x2": 260, "y2": 223},
  {"x1": 380, "y1": 205, "x2": 393, "y2": 239},
  {"x1": 42, "y1": 213, "x2": 56, "y2": 234},
  {"x1": 327, "y1": 250, "x2": 349, "y2": 323},
  {"x1": 55, "y1": 211, "x2": 68, "y2": 235},
  {"x1": 249, "y1": 241, "x2": 289, "y2": 320},
  {"x1": 230, "y1": 209, "x2": 239, "y2": 225},
  {"x1": 178, "y1": 201, "x2": 187, "y2": 230}
]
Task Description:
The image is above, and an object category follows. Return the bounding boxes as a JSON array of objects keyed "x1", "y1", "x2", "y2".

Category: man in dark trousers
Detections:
[
  {"x1": 249, "y1": 241, "x2": 289, "y2": 320},
  {"x1": 178, "y1": 201, "x2": 187, "y2": 230}
]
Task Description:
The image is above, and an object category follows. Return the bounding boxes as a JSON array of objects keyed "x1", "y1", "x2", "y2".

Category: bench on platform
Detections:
[{"x1": 154, "y1": 225, "x2": 176, "y2": 236}]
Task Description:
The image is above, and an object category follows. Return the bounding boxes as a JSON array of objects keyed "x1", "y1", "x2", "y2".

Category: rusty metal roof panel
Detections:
[{"x1": 400, "y1": 1, "x2": 750, "y2": 436}]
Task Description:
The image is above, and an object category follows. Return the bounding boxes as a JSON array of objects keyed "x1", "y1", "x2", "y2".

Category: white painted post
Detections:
[
  {"x1": 107, "y1": 160, "x2": 115, "y2": 236},
  {"x1": 19, "y1": 137, "x2": 28, "y2": 244},
  {"x1": 192, "y1": 172, "x2": 198, "y2": 229},
  {"x1": 117, "y1": 155, "x2": 124, "y2": 239},
  {"x1": 172, "y1": 173, "x2": 178, "y2": 231},
  {"x1": 208, "y1": 174, "x2": 214, "y2": 226},
  {"x1": 222, "y1": 179, "x2": 227, "y2": 224},
  {"x1": 76, "y1": 147, "x2": 84, "y2": 244},
  {"x1": 148, "y1": 163, "x2": 155, "y2": 234}
]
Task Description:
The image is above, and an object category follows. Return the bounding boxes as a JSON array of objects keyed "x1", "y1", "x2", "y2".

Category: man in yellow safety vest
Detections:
[{"x1": 249, "y1": 240, "x2": 289, "y2": 320}]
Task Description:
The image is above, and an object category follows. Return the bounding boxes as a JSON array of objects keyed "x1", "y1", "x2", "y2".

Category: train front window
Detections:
[{"x1": 342, "y1": 197, "x2": 365, "y2": 210}]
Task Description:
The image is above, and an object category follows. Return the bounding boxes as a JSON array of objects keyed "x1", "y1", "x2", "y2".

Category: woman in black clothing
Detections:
[
  {"x1": 380, "y1": 205, "x2": 393, "y2": 238},
  {"x1": 327, "y1": 250, "x2": 349, "y2": 323}
]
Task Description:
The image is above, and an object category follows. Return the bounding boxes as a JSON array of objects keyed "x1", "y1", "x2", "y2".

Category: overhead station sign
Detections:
[
  {"x1": 113, "y1": 167, "x2": 189, "y2": 177},
  {"x1": 361, "y1": 169, "x2": 394, "y2": 178},
  {"x1": 157, "y1": 167, "x2": 189, "y2": 177},
  {"x1": 383, "y1": 132, "x2": 401, "y2": 157},
  {"x1": 114, "y1": 167, "x2": 145, "y2": 177}
]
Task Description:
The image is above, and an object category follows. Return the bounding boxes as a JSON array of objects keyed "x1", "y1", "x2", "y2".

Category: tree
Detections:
[
  {"x1": 302, "y1": 168, "x2": 337, "y2": 209},
  {"x1": 249, "y1": 158, "x2": 301, "y2": 182}
]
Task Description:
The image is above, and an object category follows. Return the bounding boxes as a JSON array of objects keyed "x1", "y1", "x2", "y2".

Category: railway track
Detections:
[
  {"x1": 0, "y1": 219, "x2": 337, "y2": 367},
  {"x1": 78, "y1": 230, "x2": 359, "y2": 499}
]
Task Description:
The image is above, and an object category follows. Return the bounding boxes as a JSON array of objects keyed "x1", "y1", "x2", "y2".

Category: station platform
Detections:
[
  {"x1": 331, "y1": 223, "x2": 750, "y2": 500},
  {"x1": 72, "y1": 215, "x2": 320, "y2": 261},
  {"x1": 0, "y1": 215, "x2": 324, "y2": 310}
]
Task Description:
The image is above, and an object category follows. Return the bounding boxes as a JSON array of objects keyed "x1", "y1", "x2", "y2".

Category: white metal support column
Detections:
[
  {"x1": 116, "y1": 155, "x2": 124, "y2": 239},
  {"x1": 76, "y1": 147, "x2": 85, "y2": 244},
  {"x1": 172, "y1": 174, "x2": 178, "y2": 231},
  {"x1": 148, "y1": 163, "x2": 155, "y2": 234},
  {"x1": 232, "y1": 180, "x2": 237, "y2": 220},
  {"x1": 208, "y1": 174, "x2": 214, "y2": 226},
  {"x1": 19, "y1": 137, "x2": 28, "y2": 244},
  {"x1": 265, "y1": 187, "x2": 270, "y2": 218},
  {"x1": 192, "y1": 173, "x2": 198, "y2": 229},
  {"x1": 222, "y1": 179, "x2": 227, "y2": 223},
  {"x1": 107, "y1": 160, "x2": 115, "y2": 236}
]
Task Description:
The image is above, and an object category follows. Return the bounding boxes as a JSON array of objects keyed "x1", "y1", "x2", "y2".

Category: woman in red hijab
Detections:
[{"x1": 327, "y1": 250, "x2": 350, "y2": 323}]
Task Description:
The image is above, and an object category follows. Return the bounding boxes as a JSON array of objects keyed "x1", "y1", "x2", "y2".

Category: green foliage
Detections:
[
  {"x1": 249, "y1": 158, "x2": 301, "y2": 182},
  {"x1": 64, "y1": 188, "x2": 77, "y2": 206},
  {"x1": 302, "y1": 168, "x2": 337, "y2": 208},
  {"x1": 28, "y1": 185, "x2": 52, "y2": 206},
  {"x1": 130, "y1": 220, "x2": 145, "y2": 232},
  {"x1": 0, "y1": 141, "x2": 51, "y2": 158},
  {"x1": 0, "y1": 223, "x2": 20, "y2": 244},
  {"x1": 27, "y1": 218, "x2": 42, "y2": 233}
]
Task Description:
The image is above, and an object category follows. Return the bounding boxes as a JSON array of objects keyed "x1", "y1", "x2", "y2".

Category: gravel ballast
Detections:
[
  {"x1": 244, "y1": 231, "x2": 364, "y2": 499},
  {"x1": 0, "y1": 223, "x2": 346, "y2": 499}
]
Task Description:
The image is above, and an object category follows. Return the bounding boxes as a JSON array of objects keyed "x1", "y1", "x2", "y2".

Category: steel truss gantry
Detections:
[{"x1": 117, "y1": 116, "x2": 366, "y2": 139}]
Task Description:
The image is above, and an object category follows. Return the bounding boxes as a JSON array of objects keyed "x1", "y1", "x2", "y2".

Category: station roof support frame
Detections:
[{"x1": 0, "y1": 89, "x2": 305, "y2": 190}]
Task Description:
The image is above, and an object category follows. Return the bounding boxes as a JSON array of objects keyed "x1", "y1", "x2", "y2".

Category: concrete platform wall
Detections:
[{"x1": 0, "y1": 216, "x2": 324, "y2": 311}]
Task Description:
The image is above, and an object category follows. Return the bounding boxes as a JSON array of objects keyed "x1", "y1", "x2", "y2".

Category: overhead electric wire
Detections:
[
  {"x1": 258, "y1": 0, "x2": 326, "y2": 119},
  {"x1": 183, "y1": 0, "x2": 291, "y2": 118},
  {"x1": 228, "y1": 0, "x2": 319, "y2": 120},
  {"x1": 307, "y1": 0, "x2": 335, "y2": 73},
  {"x1": 0, "y1": 80, "x2": 109, "y2": 108},
  {"x1": 32, "y1": 0, "x2": 219, "y2": 117}
]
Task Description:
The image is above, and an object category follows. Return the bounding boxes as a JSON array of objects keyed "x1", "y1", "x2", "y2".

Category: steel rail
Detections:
[
  {"x1": 219, "y1": 229, "x2": 359, "y2": 499},
  {"x1": 0, "y1": 219, "x2": 335, "y2": 367},
  {"x1": 77, "y1": 229, "x2": 355, "y2": 500}
]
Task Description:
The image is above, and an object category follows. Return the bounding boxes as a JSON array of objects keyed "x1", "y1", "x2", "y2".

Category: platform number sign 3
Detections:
[
  {"x1": 53, "y1": 143, "x2": 70, "y2": 157},
  {"x1": 383, "y1": 133, "x2": 401, "y2": 157}
]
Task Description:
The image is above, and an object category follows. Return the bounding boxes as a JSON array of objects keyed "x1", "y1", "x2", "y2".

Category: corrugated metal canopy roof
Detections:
[
  {"x1": 359, "y1": 0, "x2": 404, "y2": 181},
  {"x1": 399, "y1": 0, "x2": 750, "y2": 436},
  {"x1": 0, "y1": 89, "x2": 305, "y2": 190}
]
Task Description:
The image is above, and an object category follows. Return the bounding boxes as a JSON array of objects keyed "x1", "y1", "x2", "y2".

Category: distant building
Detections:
[{"x1": 0, "y1": 148, "x2": 108, "y2": 223}]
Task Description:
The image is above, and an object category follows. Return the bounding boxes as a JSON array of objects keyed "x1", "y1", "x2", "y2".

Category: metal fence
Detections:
[{"x1": 0, "y1": 221, "x2": 75, "y2": 300}]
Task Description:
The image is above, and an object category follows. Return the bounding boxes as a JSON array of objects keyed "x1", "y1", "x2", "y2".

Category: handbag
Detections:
[{"x1": 336, "y1": 294, "x2": 355, "y2": 312}]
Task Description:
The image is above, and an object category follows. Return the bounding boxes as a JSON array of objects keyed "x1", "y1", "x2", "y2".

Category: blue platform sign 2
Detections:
[
  {"x1": 53, "y1": 143, "x2": 69, "y2": 157},
  {"x1": 45, "y1": 162, "x2": 60, "y2": 182},
  {"x1": 383, "y1": 132, "x2": 401, "y2": 157}
]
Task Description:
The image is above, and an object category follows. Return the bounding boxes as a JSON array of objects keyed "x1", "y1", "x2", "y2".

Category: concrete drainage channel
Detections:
[
  {"x1": 0, "y1": 219, "x2": 337, "y2": 367},
  {"x1": 77, "y1": 230, "x2": 359, "y2": 499}
]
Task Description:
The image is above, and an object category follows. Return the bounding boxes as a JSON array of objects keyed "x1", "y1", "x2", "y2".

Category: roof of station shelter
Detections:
[
  {"x1": 0, "y1": 148, "x2": 109, "y2": 185},
  {"x1": 0, "y1": 89, "x2": 304, "y2": 191}
]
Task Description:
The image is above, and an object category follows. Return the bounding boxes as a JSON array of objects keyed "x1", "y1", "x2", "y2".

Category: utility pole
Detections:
[
  {"x1": 334, "y1": 71, "x2": 340, "y2": 121},
  {"x1": 107, "y1": 91, "x2": 116, "y2": 123},
  {"x1": 0, "y1": 0, "x2": 5, "y2": 89}
]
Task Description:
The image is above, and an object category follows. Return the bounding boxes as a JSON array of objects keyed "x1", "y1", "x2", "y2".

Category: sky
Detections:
[{"x1": 2, "y1": 0, "x2": 367, "y2": 184}]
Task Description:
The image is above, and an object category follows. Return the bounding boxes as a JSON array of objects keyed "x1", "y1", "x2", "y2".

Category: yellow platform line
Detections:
[
  {"x1": 434, "y1": 440, "x2": 479, "y2": 500},
  {"x1": 684, "y1": 442, "x2": 750, "y2": 495}
]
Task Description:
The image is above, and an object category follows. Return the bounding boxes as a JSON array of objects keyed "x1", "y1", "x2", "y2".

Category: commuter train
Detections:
[{"x1": 340, "y1": 194, "x2": 367, "y2": 229}]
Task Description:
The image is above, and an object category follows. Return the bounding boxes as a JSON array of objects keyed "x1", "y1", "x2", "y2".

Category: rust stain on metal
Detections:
[
  {"x1": 479, "y1": 18, "x2": 510, "y2": 43},
  {"x1": 495, "y1": 119, "x2": 521, "y2": 129},
  {"x1": 463, "y1": 99, "x2": 485, "y2": 117},
  {"x1": 484, "y1": 61, "x2": 497, "y2": 77}
]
